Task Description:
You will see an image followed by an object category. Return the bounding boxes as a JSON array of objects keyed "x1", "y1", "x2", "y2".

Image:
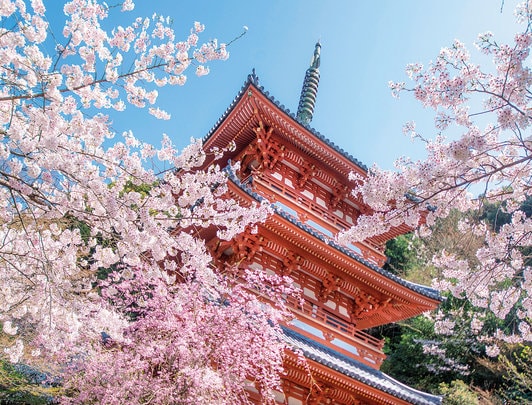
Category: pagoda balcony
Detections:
[
  {"x1": 247, "y1": 174, "x2": 387, "y2": 267},
  {"x1": 284, "y1": 295, "x2": 386, "y2": 369}
]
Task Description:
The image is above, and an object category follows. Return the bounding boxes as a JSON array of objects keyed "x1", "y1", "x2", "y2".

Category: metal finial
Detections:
[
  {"x1": 297, "y1": 41, "x2": 321, "y2": 125},
  {"x1": 310, "y1": 40, "x2": 321, "y2": 69}
]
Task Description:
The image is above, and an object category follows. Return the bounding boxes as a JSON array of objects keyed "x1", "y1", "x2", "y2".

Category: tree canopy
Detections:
[
  {"x1": 0, "y1": 1, "x2": 294, "y2": 403},
  {"x1": 340, "y1": 0, "x2": 532, "y2": 354}
]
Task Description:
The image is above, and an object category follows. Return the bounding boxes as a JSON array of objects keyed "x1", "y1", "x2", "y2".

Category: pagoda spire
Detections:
[{"x1": 296, "y1": 41, "x2": 321, "y2": 125}]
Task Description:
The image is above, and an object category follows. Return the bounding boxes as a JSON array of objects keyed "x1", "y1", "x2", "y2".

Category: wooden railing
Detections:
[
  {"x1": 251, "y1": 175, "x2": 386, "y2": 266},
  {"x1": 257, "y1": 174, "x2": 349, "y2": 229},
  {"x1": 285, "y1": 296, "x2": 386, "y2": 367},
  {"x1": 286, "y1": 296, "x2": 383, "y2": 348}
]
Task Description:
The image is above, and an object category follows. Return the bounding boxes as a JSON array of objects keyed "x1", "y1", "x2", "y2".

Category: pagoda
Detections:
[{"x1": 200, "y1": 43, "x2": 442, "y2": 405}]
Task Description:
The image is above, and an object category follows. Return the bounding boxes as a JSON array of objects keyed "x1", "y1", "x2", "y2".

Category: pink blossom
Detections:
[
  {"x1": 195, "y1": 64, "x2": 209, "y2": 76},
  {"x1": 148, "y1": 107, "x2": 170, "y2": 120},
  {"x1": 194, "y1": 21, "x2": 204, "y2": 33},
  {"x1": 121, "y1": 0, "x2": 134, "y2": 11},
  {"x1": 344, "y1": 1, "x2": 532, "y2": 348},
  {"x1": 0, "y1": 3, "x2": 284, "y2": 402},
  {"x1": 4, "y1": 339, "x2": 24, "y2": 363},
  {"x1": 485, "y1": 344, "x2": 500, "y2": 357},
  {"x1": 2, "y1": 320, "x2": 18, "y2": 335}
]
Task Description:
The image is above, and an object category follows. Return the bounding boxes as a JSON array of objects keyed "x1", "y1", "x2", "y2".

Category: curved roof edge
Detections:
[
  {"x1": 283, "y1": 326, "x2": 442, "y2": 405},
  {"x1": 224, "y1": 167, "x2": 442, "y2": 302},
  {"x1": 202, "y1": 70, "x2": 368, "y2": 172}
]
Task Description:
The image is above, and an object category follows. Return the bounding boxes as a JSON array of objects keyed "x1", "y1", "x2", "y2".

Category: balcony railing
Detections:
[
  {"x1": 251, "y1": 175, "x2": 387, "y2": 266},
  {"x1": 285, "y1": 295, "x2": 385, "y2": 368}
]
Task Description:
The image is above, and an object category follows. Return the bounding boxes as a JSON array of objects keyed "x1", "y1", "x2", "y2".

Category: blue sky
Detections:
[{"x1": 65, "y1": 1, "x2": 521, "y2": 170}]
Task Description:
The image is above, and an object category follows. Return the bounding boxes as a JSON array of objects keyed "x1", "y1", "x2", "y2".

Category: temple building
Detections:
[{"x1": 200, "y1": 43, "x2": 442, "y2": 404}]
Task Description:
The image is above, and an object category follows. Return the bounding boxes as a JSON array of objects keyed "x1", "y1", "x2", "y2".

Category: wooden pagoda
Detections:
[{"x1": 200, "y1": 43, "x2": 442, "y2": 405}]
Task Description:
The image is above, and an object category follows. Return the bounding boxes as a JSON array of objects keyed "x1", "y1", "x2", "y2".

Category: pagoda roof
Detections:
[
  {"x1": 200, "y1": 72, "x2": 423, "y2": 245},
  {"x1": 225, "y1": 168, "x2": 441, "y2": 304},
  {"x1": 202, "y1": 70, "x2": 368, "y2": 174},
  {"x1": 274, "y1": 205, "x2": 441, "y2": 301},
  {"x1": 283, "y1": 326, "x2": 442, "y2": 405}
]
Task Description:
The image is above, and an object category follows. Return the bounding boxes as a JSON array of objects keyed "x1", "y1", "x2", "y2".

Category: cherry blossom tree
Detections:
[
  {"x1": 339, "y1": 1, "x2": 532, "y2": 354},
  {"x1": 0, "y1": 1, "x2": 294, "y2": 403},
  {"x1": 61, "y1": 268, "x2": 295, "y2": 404}
]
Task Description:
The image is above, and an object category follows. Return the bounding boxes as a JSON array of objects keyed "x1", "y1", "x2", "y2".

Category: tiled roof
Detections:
[
  {"x1": 273, "y1": 206, "x2": 441, "y2": 301},
  {"x1": 203, "y1": 70, "x2": 368, "y2": 172},
  {"x1": 225, "y1": 167, "x2": 441, "y2": 302},
  {"x1": 283, "y1": 326, "x2": 442, "y2": 405}
]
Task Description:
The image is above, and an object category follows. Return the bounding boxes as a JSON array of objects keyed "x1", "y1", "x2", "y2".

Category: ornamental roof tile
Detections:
[{"x1": 283, "y1": 326, "x2": 442, "y2": 405}]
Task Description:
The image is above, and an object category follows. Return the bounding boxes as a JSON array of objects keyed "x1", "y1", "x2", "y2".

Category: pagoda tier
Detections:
[
  {"x1": 210, "y1": 172, "x2": 440, "y2": 333},
  {"x1": 202, "y1": 73, "x2": 412, "y2": 256},
  {"x1": 198, "y1": 72, "x2": 442, "y2": 404}
]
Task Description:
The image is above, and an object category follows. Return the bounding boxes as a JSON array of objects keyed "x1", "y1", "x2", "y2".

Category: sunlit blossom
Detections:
[
  {"x1": 2, "y1": 320, "x2": 18, "y2": 335},
  {"x1": 342, "y1": 0, "x2": 532, "y2": 350}
]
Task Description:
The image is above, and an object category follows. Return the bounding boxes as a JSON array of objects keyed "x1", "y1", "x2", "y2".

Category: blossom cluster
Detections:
[
  {"x1": 339, "y1": 0, "x2": 532, "y2": 352},
  {"x1": 0, "y1": 1, "x2": 292, "y2": 403}
]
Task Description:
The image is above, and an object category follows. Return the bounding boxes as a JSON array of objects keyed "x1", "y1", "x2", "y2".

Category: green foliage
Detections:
[
  {"x1": 115, "y1": 179, "x2": 181, "y2": 219},
  {"x1": 378, "y1": 312, "x2": 495, "y2": 392},
  {"x1": 438, "y1": 380, "x2": 479, "y2": 405},
  {"x1": 380, "y1": 328, "x2": 428, "y2": 387},
  {"x1": 480, "y1": 195, "x2": 532, "y2": 232},
  {"x1": 119, "y1": 179, "x2": 156, "y2": 198},
  {"x1": 381, "y1": 207, "x2": 532, "y2": 402},
  {"x1": 384, "y1": 233, "x2": 420, "y2": 275},
  {"x1": 480, "y1": 201, "x2": 511, "y2": 232},
  {"x1": 480, "y1": 197, "x2": 532, "y2": 267},
  {"x1": 65, "y1": 215, "x2": 91, "y2": 244},
  {"x1": 496, "y1": 345, "x2": 532, "y2": 403},
  {"x1": 379, "y1": 316, "x2": 443, "y2": 391},
  {"x1": 0, "y1": 359, "x2": 60, "y2": 404}
]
